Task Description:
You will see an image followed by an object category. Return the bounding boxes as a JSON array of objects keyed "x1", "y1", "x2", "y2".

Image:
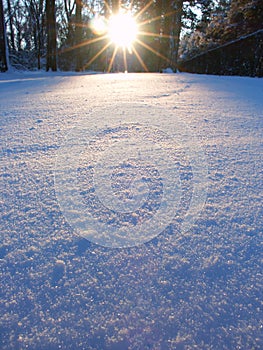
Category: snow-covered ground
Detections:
[{"x1": 0, "y1": 71, "x2": 262, "y2": 349}]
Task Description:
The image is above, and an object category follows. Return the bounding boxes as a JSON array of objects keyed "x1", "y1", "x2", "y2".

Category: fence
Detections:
[{"x1": 178, "y1": 30, "x2": 263, "y2": 77}]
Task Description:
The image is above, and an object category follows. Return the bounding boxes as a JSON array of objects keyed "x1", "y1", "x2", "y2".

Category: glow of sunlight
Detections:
[
  {"x1": 108, "y1": 12, "x2": 138, "y2": 50},
  {"x1": 83, "y1": 1, "x2": 175, "y2": 72},
  {"x1": 90, "y1": 16, "x2": 107, "y2": 36}
]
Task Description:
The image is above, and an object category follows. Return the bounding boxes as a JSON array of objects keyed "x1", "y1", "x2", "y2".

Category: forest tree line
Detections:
[{"x1": 0, "y1": 0, "x2": 262, "y2": 73}]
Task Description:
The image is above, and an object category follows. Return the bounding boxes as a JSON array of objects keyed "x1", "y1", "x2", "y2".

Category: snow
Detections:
[
  {"x1": 161, "y1": 68, "x2": 174, "y2": 73},
  {"x1": 0, "y1": 71, "x2": 262, "y2": 349}
]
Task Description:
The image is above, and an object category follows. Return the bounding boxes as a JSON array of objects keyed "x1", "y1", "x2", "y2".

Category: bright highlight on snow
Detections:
[{"x1": 108, "y1": 12, "x2": 138, "y2": 49}]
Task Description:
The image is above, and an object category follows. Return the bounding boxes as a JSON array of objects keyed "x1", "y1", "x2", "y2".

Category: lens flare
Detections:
[
  {"x1": 90, "y1": 16, "x2": 107, "y2": 36},
  {"x1": 76, "y1": 1, "x2": 175, "y2": 72}
]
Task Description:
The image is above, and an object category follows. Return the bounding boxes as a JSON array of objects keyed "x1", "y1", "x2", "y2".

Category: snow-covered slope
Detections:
[{"x1": 0, "y1": 71, "x2": 262, "y2": 349}]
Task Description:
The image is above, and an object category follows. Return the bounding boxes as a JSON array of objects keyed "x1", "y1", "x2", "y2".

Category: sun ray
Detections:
[
  {"x1": 73, "y1": 22, "x2": 95, "y2": 29},
  {"x1": 122, "y1": 47, "x2": 128, "y2": 73},
  {"x1": 59, "y1": 35, "x2": 108, "y2": 55},
  {"x1": 136, "y1": 38, "x2": 171, "y2": 64},
  {"x1": 104, "y1": 1, "x2": 111, "y2": 15},
  {"x1": 135, "y1": 0, "x2": 155, "y2": 20},
  {"x1": 84, "y1": 41, "x2": 112, "y2": 70},
  {"x1": 132, "y1": 46, "x2": 149, "y2": 72},
  {"x1": 138, "y1": 31, "x2": 175, "y2": 40},
  {"x1": 65, "y1": 0, "x2": 176, "y2": 73},
  {"x1": 107, "y1": 46, "x2": 119, "y2": 72},
  {"x1": 138, "y1": 10, "x2": 178, "y2": 27},
  {"x1": 81, "y1": 2, "x2": 96, "y2": 17},
  {"x1": 128, "y1": 0, "x2": 135, "y2": 12}
]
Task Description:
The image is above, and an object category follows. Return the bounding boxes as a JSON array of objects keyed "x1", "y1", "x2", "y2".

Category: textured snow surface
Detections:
[{"x1": 0, "y1": 71, "x2": 262, "y2": 349}]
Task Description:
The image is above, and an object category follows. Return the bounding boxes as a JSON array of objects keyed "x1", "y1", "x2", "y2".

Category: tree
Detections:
[
  {"x1": 111, "y1": 0, "x2": 119, "y2": 14},
  {"x1": 133, "y1": 0, "x2": 184, "y2": 71},
  {"x1": 171, "y1": 0, "x2": 184, "y2": 68},
  {"x1": 179, "y1": 0, "x2": 231, "y2": 59},
  {"x1": 46, "y1": 0, "x2": 57, "y2": 71},
  {"x1": 3, "y1": 0, "x2": 226, "y2": 72},
  {"x1": 225, "y1": 0, "x2": 263, "y2": 40},
  {"x1": 29, "y1": 0, "x2": 46, "y2": 70},
  {"x1": 6, "y1": 0, "x2": 15, "y2": 51},
  {"x1": 0, "y1": 0, "x2": 8, "y2": 71},
  {"x1": 156, "y1": 0, "x2": 184, "y2": 70},
  {"x1": 75, "y1": 0, "x2": 83, "y2": 71}
]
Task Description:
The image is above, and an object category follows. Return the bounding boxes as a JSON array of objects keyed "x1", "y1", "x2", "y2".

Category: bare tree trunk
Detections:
[
  {"x1": 75, "y1": 0, "x2": 82, "y2": 71},
  {"x1": 7, "y1": 0, "x2": 15, "y2": 50},
  {"x1": 170, "y1": 0, "x2": 183, "y2": 70},
  {"x1": 46, "y1": 0, "x2": 57, "y2": 71},
  {"x1": 64, "y1": 0, "x2": 75, "y2": 45},
  {"x1": 158, "y1": 0, "x2": 183, "y2": 71},
  {"x1": 111, "y1": 0, "x2": 119, "y2": 14},
  {"x1": 0, "y1": 0, "x2": 8, "y2": 71},
  {"x1": 36, "y1": 0, "x2": 45, "y2": 70}
]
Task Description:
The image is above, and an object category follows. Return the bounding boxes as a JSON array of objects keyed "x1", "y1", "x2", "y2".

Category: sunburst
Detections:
[{"x1": 65, "y1": 1, "x2": 177, "y2": 72}]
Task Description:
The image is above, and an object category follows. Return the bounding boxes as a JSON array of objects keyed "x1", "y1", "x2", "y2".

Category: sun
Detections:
[
  {"x1": 83, "y1": 1, "x2": 173, "y2": 72},
  {"x1": 108, "y1": 12, "x2": 138, "y2": 50}
]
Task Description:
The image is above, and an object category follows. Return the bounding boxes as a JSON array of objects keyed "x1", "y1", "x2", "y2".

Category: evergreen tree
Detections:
[{"x1": 225, "y1": 0, "x2": 263, "y2": 40}]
